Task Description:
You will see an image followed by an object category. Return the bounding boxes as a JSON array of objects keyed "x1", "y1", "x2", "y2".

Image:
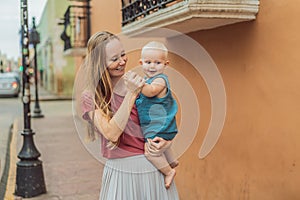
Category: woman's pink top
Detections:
[{"x1": 81, "y1": 92, "x2": 145, "y2": 159}]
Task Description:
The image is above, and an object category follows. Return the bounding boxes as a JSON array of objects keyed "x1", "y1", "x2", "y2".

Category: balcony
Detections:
[
  {"x1": 121, "y1": 0, "x2": 260, "y2": 36},
  {"x1": 59, "y1": 2, "x2": 91, "y2": 56}
]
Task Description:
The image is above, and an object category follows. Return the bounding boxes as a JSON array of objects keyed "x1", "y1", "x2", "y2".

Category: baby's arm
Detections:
[{"x1": 141, "y1": 77, "x2": 166, "y2": 97}]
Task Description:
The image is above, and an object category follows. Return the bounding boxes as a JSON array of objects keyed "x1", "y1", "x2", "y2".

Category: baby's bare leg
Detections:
[
  {"x1": 144, "y1": 143, "x2": 176, "y2": 189},
  {"x1": 164, "y1": 147, "x2": 179, "y2": 168}
]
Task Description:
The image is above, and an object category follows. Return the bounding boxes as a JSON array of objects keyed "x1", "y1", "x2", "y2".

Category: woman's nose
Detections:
[{"x1": 119, "y1": 56, "x2": 126, "y2": 65}]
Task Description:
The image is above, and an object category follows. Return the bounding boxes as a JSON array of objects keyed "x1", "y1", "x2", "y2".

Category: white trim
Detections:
[{"x1": 122, "y1": 0, "x2": 259, "y2": 36}]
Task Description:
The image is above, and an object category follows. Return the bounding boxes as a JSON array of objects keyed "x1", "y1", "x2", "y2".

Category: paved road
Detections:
[{"x1": 0, "y1": 97, "x2": 22, "y2": 197}]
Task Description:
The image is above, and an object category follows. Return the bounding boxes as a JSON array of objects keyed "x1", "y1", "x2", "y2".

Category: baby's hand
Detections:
[{"x1": 124, "y1": 71, "x2": 145, "y2": 93}]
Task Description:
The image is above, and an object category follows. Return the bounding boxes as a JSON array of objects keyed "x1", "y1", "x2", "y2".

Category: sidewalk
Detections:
[
  {"x1": 4, "y1": 88, "x2": 102, "y2": 200},
  {"x1": 31, "y1": 85, "x2": 72, "y2": 101}
]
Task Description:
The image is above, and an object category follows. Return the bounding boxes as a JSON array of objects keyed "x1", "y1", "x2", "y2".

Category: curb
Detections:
[
  {"x1": 0, "y1": 119, "x2": 18, "y2": 200},
  {"x1": 3, "y1": 119, "x2": 19, "y2": 200},
  {"x1": 31, "y1": 96, "x2": 73, "y2": 102},
  {"x1": 0, "y1": 124, "x2": 13, "y2": 200}
]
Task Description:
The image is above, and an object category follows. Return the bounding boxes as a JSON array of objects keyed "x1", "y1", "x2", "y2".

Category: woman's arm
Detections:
[
  {"x1": 90, "y1": 72, "x2": 144, "y2": 142},
  {"x1": 92, "y1": 91, "x2": 138, "y2": 142},
  {"x1": 145, "y1": 137, "x2": 173, "y2": 156}
]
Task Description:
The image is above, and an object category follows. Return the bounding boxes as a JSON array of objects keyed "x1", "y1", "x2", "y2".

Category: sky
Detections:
[{"x1": 0, "y1": 0, "x2": 47, "y2": 61}]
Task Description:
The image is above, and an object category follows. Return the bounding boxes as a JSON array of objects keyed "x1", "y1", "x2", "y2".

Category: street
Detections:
[
  {"x1": 0, "y1": 97, "x2": 22, "y2": 171},
  {"x1": 0, "y1": 97, "x2": 22, "y2": 128},
  {"x1": 0, "y1": 97, "x2": 22, "y2": 197}
]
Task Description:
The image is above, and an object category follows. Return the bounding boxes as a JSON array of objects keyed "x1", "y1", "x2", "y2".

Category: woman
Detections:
[{"x1": 80, "y1": 31, "x2": 179, "y2": 199}]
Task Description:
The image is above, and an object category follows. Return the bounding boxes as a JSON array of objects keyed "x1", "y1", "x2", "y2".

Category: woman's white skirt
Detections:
[{"x1": 99, "y1": 154, "x2": 180, "y2": 200}]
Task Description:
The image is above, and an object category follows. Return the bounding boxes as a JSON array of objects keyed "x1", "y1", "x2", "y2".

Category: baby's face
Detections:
[{"x1": 140, "y1": 49, "x2": 168, "y2": 78}]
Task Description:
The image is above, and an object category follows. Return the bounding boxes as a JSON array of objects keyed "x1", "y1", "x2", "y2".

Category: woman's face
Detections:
[{"x1": 105, "y1": 38, "x2": 127, "y2": 78}]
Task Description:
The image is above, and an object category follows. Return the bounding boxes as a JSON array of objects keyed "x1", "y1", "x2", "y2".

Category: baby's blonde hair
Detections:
[{"x1": 141, "y1": 41, "x2": 168, "y2": 58}]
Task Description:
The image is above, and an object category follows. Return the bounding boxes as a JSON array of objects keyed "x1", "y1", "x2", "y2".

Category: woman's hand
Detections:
[
  {"x1": 145, "y1": 137, "x2": 172, "y2": 157},
  {"x1": 124, "y1": 71, "x2": 145, "y2": 93}
]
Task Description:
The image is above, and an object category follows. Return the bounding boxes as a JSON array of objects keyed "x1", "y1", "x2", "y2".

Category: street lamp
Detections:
[
  {"x1": 0, "y1": 60, "x2": 3, "y2": 73},
  {"x1": 15, "y1": 0, "x2": 46, "y2": 198},
  {"x1": 29, "y1": 17, "x2": 44, "y2": 118}
]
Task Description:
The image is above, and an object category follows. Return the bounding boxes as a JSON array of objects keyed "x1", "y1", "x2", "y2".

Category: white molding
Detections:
[{"x1": 122, "y1": 0, "x2": 259, "y2": 36}]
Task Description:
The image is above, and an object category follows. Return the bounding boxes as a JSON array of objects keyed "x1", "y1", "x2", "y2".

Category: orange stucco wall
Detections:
[
  {"x1": 170, "y1": 1, "x2": 300, "y2": 199},
  {"x1": 90, "y1": 1, "x2": 122, "y2": 34},
  {"x1": 88, "y1": 1, "x2": 300, "y2": 199}
]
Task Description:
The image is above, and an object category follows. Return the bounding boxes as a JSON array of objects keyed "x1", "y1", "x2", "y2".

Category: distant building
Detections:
[
  {"x1": 37, "y1": 0, "x2": 76, "y2": 96},
  {"x1": 0, "y1": 52, "x2": 18, "y2": 73}
]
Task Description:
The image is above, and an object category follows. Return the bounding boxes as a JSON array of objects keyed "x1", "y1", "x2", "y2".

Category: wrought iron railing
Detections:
[
  {"x1": 59, "y1": 4, "x2": 91, "y2": 51},
  {"x1": 121, "y1": 0, "x2": 182, "y2": 26}
]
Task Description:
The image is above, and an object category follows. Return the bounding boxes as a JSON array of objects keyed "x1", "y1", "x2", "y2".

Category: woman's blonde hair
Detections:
[{"x1": 85, "y1": 31, "x2": 119, "y2": 141}]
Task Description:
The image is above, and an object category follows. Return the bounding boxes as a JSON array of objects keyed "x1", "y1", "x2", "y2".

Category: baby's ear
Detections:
[
  {"x1": 139, "y1": 59, "x2": 143, "y2": 65},
  {"x1": 165, "y1": 60, "x2": 170, "y2": 66}
]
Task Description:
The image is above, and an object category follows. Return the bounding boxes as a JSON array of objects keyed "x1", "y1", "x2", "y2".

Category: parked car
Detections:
[{"x1": 0, "y1": 72, "x2": 21, "y2": 97}]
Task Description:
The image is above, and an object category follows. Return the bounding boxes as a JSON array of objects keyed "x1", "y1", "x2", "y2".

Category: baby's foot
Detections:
[
  {"x1": 165, "y1": 169, "x2": 176, "y2": 189},
  {"x1": 170, "y1": 160, "x2": 179, "y2": 168}
]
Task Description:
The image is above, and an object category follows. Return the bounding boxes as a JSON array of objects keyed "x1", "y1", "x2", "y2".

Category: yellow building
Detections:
[{"x1": 57, "y1": 0, "x2": 300, "y2": 199}]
